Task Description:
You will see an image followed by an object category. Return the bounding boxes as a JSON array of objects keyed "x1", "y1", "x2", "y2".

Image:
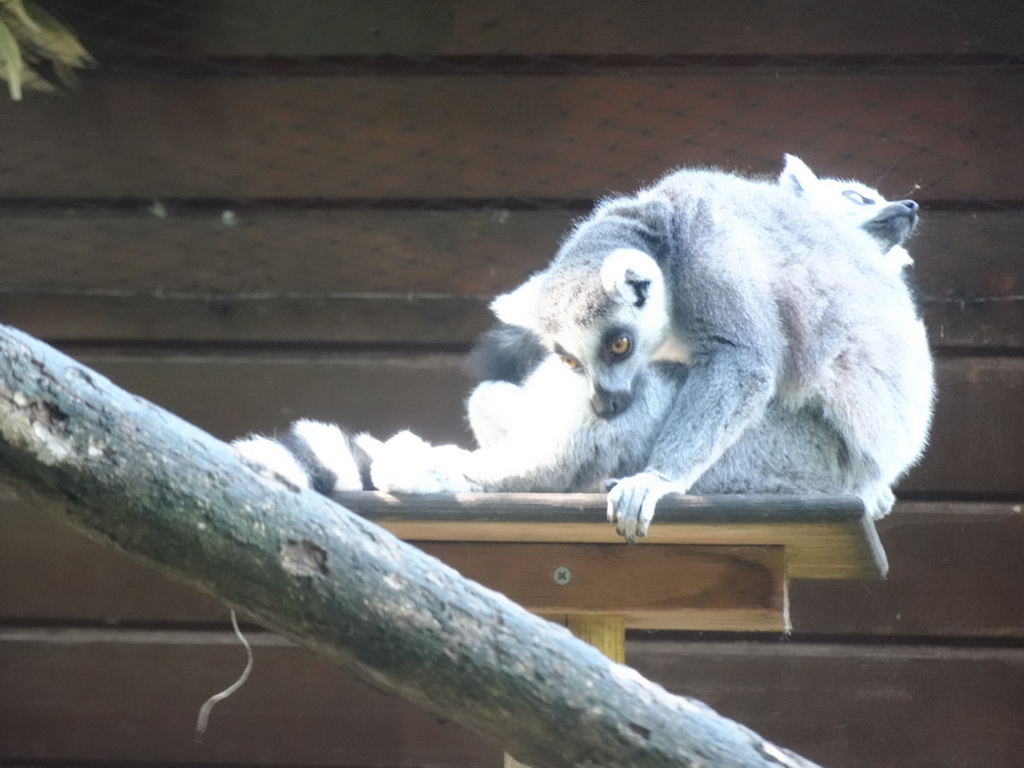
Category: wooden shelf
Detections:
[{"x1": 335, "y1": 492, "x2": 887, "y2": 633}]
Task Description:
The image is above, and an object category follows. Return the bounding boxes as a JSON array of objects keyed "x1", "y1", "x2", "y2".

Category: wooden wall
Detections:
[{"x1": 1, "y1": 2, "x2": 1022, "y2": 766}]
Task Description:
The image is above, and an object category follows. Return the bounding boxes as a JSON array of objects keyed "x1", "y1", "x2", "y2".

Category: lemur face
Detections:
[
  {"x1": 780, "y1": 154, "x2": 919, "y2": 251},
  {"x1": 550, "y1": 318, "x2": 646, "y2": 418},
  {"x1": 492, "y1": 248, "x2": 672, "y2": 418}
]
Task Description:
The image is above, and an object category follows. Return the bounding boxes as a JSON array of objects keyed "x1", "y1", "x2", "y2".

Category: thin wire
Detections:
[{"x1": 194, "y1": 609, "x2": 254, "y2": 742}]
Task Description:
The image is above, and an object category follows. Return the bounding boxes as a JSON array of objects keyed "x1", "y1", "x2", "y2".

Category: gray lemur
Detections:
[
  {"x1": 778, "y1": 154, "x2": 920, "y2": 275},
  {"x1": 368, "y1": 156, "x2": 934, "y2": 540},
  {"x1": 466, "y1": 154, "x2": 923, "y2": 445},
  {"x1": 234, "y1": 157, "x2": 934, "y2": 543}
]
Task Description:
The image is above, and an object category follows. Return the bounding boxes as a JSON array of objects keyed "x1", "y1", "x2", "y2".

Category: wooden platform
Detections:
[{"x1": 337, "y1": 492, "x2": 886, "y2": 633}]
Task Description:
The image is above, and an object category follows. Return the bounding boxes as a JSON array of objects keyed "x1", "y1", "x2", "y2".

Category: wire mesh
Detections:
[{"x1": 0, "y1": 0, "x2": 1021, "y2": 339}]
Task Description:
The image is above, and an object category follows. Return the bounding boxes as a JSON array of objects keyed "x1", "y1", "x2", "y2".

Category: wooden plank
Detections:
[
  {"x1": 0, "y1": 496, "x2": 230, "y2": 624},
  {"x1": 0, "y1": 209, "x2": 1020, "y2": 349},
  {"x1": 0, "y1": 349, "x2": 996, "y2": 496},
  {"x1": 913, "y1": 210, "x2": 1024, "y2": 349},
  {"x1": 78, "y1": 352, "x2": 476, "y2": 447},
  {"x1": 0, "y1": 293, "x2": 496, "y2": 345},
  {"x1": 57, "y1": 353, "x2": 1024, "y2": 496},
  {"x1": 14, "y1": 289, "x2": 1024, "y2": 350},
  {"x1": 0, "y1": 349, "x2": 996, "y2": 494},
  {"x1": 339, "y1": 491, "x2": 884, "y2": 580},
  {"x1": 2, "y1": 500, "x2": 1021, "y2": 637},
  {"x1": 900, "y1": 357, "x2": 1024, "y2": 495},
  {"x1": 629, "y1": 641, "x2": 1024, "y2": 768},
  {"x1": 414, "y1": 542, "x2": 788, "y2": 631},
  {"x1": 791, "y1": 501, "x2": 1024, "y2": 637},
  {"x1": 50, "y1": 0, "x2": 1023, "y2": 58},
  {"x1": 1, "y1": 631, "x2": 1021, "y2": 768},
  {"x1": 3, "y1": 74, "x2": 1022, "y2": 200},
  {"x1": 0, "y1": 209, "x2": 563, "y2": 296},
  {"x1": 0, "y1": 629, "x2": 499, "y2": 766}
]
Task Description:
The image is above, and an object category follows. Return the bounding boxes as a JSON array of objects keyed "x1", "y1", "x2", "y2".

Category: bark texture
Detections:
[{"x1": 0, "y1": 324, "x2": 823, "y2": 768}]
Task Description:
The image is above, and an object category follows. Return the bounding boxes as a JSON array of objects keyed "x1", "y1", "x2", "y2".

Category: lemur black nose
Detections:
[{"x1": 591, "y1": 388, "x2": 632, "y2": 418}]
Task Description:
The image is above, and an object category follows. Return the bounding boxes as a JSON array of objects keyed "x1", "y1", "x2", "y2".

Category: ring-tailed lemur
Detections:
[
  {"x1": 370, "y1": 156, "x2": 934, "y2": 539},
  {"x1": 233, "y1": 157, "x2": 934, "y2": 543},
  {"x1": 779, "y1": 153, "x2": 919, "y2": 276},
  {"x1": 461, "y1": 154, "x2": 925, "y2": 454}
]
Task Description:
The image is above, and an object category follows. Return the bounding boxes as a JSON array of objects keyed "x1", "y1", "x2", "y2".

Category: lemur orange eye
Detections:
[
  {"x1": 608, "y1": 336, "x2": 631, "y2": 357},
  {"x1": 560, "y1": 355, "x2": 579, "y2": 370}
]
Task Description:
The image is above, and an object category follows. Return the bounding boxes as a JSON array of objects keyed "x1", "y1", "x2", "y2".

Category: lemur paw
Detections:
[
  {"x1": 867, "y1": 486, "x2": 896, "y2": 519},
  {"x1": 605, "y1": 471, "x2": 686, "y2": 543},
  {"x1": 371, "y1": 431, "x2": 475, "y2": 494}
]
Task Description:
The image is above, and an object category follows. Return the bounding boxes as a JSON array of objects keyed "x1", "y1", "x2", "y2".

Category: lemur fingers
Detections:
[{"x1": 606, "y1": 471, "x2": 687, "y2": 543}]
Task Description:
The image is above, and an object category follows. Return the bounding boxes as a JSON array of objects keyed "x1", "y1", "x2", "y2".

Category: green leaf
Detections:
[
  {"x1": 20, "y1": 0, "x2": 93, "y2": 67},
  {"x1": 0, "y1": 18, "x2": 25, "y2": 100},
  {"x1": 1, "y1": 0, "x2": 42, "y2": 34}
]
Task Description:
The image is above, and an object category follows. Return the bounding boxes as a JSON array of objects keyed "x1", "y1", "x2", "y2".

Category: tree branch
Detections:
[{"x1": 0, "y1": 324, "x2": 824, "y2": 768}]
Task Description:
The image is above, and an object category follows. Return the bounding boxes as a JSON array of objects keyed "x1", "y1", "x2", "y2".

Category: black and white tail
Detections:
[{"x1": 232, "y1": 419, "x2": 380, "y2": 492}]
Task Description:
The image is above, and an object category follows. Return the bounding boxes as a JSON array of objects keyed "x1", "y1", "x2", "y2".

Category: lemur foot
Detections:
[
  {"x1": 605, "y1": 471, "x2": 687, "y2": 543},
  {"x1": 867, "y1": 486, "x2": 896, "y2": 519},
  {"x1": 371, "y1": 431, "x2": 476, "y2": 493}
]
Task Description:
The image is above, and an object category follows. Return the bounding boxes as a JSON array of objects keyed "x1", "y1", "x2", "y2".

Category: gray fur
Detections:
[
  {"x1": 779, "y1": 153, "x2": 919, "y2": 271},
  {"x1": 467, "y1": 324, "x2": 550, "y2": 385},
  {"x1": 233, "y1": 157, "x2": 934, "y2": 545},
  {"x1": 442, "y1": 157, "x2": 934, "y2": 540}
]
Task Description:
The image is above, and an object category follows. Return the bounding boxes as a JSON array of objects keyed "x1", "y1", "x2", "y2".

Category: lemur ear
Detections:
[
  {"x1": 779, "y1": 154, "x2": 818, "y2": 197},
  {"x1": 490, "y1": 273, "x2": 544, "y2": 329},
  {"x1": 601, "y1": 248, "x2": 661, "y2": 309},
  {"x1": 598, "y1": 195, "x2": 673, "y2": 245}
]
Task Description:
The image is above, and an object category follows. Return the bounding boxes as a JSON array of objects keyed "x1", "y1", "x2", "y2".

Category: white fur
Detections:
[
  {"x1": 605, "y1": 471, "x2": 686, "y2": 537},
  {"x1": 490, "y1": 273, "x2": 544, "y2": 328},
  {"x1": 370, "y1": 431, "x2": 475, "y2": 493},
  {"x1": 466, "y1": 380, "x2": 528, "y2": 448},
  {"x1": 467, "y1": 355, "x2": 596, "y2": 458},
  {"x1": 233, "y1": 435, "x2": 310, "y2": 489},
  {"x1": 232, "y1": 420, "x2": 380, "y2": 493},
  {"x1": 291, "y1": 419, "x2": 364, "y2": 491},
  {"x1": 781, "y1": 154, "x2": 914, "y2": 275},
  {"x1": 600, "y1": 247, "x2": 672, "y2": 355},
  {"x1": 353, "y1": 432, "x2": 384, "y2": 462},
  {"x1": 599, "y1": 248, "x2": 660, "y2": 300}
]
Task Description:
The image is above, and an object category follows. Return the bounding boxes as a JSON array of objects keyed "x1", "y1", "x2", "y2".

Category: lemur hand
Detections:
[{"x1": 605, "y1": 471, "x2": 686, "y2": 543}]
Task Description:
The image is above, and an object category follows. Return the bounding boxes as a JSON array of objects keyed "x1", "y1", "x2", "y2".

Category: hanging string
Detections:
[{"x1": 194, "y1": 609, "x2": 253, "y2": 743}]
